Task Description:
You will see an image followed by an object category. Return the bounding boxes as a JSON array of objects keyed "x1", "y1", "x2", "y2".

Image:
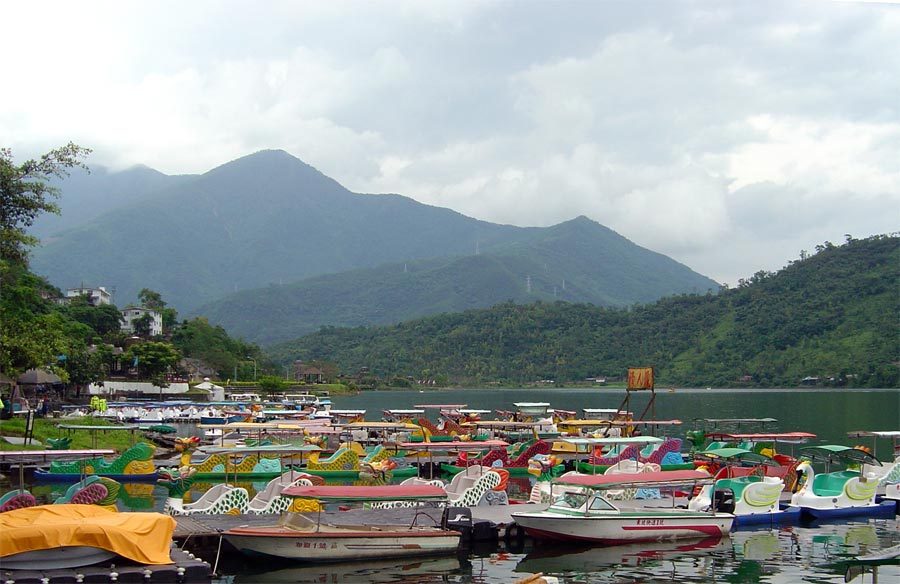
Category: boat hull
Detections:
[
  {"x1": 224, "y1": 526, "x2": 460, "y2": 562},
  {"x1": 732, "y1": 506, "x2": 801, "y2": 528},
  {"x1": 0, "y1": 545, "x2": 117, "y2": 570},
  {"x1": 790, "y1": 500, "x2": 897, "y2": 520},
  {"x1": 511, "y1": 510, "x2": 733, "y2": 544}
]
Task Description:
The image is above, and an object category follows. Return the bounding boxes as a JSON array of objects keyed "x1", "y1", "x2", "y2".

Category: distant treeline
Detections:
[{"x1": 267, "y1": 235, "x2": 899, "y2": 388}]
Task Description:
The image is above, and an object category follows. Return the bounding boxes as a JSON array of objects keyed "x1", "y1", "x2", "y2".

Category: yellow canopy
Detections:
[{"x1": 0, "y1": 504, "x2": 175, "y2": 565}]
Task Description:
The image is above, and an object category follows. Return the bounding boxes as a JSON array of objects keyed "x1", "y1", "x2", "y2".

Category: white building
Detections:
[
  {"x1": 120, "y1": 306, "x2": 163, "y2": 336},
  {"x1": 65, "y1": 286, "x2": 112, "y2": 306}
]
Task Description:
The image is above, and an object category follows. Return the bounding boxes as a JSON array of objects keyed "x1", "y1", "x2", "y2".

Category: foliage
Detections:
[
  {"x1": 257, "y1": 374, "x2": 284, "y2": 398},
  {"x1": 124, "y1": 341, "x2": 180, "y2": 387},
  {"x1": 58, "y1": 296, "x2": 123, "y2": 338},
  {"x1": 1, "y1": 143, "x2": 91, "y2": 265},
  {"x1": 138, "y1": 288, "x2": 178, "y2": 331},
  {"x1": 131, "y1": 312, "x2": 154, "y2": 337},
  {"x1": 268, "y1": 235, "x2": 899, "y2": 388},
  {"x1": 169, "y1": 317, "x2": 260, "y2": 380}
]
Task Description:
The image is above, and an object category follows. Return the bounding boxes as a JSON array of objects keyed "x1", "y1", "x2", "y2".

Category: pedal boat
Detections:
[
  {"x1": 224, "y1": 484, "x2": 460, "y2": 562},
  {"x1": 688, "y1": 447, "x2": 800, "y2": 526},
  {"x1": 511, "y1": 469, "x2": 733, "y2": 544},
  {"x1": 788, "y1": 445, "x2": 896, "y2": 519}
]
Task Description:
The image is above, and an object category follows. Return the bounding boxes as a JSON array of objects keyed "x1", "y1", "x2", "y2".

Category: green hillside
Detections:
[
  {"x1": 266, "y1": 235, "x2": 899, "y2": 388},
  {"x1": 197, "y1": 216, "x2": 717, "y2": 345},
  {"x1": 30, "y1": 150, "x2": 520, "y2": 311}
]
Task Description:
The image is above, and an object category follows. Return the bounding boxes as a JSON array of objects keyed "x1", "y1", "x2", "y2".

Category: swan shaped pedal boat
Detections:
[{"x1": 788, "y1": 445, "x2": 897, "y2": 519}]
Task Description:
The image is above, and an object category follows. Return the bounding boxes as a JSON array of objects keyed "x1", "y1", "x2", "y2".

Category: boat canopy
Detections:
[
  {"x1": 555, "y1": 469, "x2": 715, "y2": 489},
  {"x1": 800, "y1": 445, "x2": 882, "y2": 465},
  {"x1": 58, "y1": 424, "x2": 141, "y2": 431},
  {"x1": 383, "y1": 409, "x2": 425, "y2": 415},
  {"x1": 0, "y1": 449, "x2": 116, "y2": 463},
  {"x1": 847, "y1": 431, "x2": 900, "y2": 439},
  {"x1": 343, "y1": 422, "x2": 420, "y2": 430},
  {"x1": 395, "y1": 439, "x2": 510, "y2": 451},
  {"x1": 695, "y1": 448, "x2": 779, "y2": 465},
  {"x1": 704, "y1": 432, "x2": 816, "y2": 442},
  {"x1": 700, "y1": 418, "x2": 778, "y2": 424},
  {"x1": 557, "y1": 436, "x2": 663, "y2": 446},
  {"x1": 282, "y1": 484, "x2": 448, "y2": 501},
  {"x1": 203, "y1": 444, "x2": 323, "y2": 455}
]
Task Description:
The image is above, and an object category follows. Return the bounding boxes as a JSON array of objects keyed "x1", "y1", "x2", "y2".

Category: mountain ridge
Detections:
[{"x1": 30, "y1": 149, "x2": 719, "y2": 330}]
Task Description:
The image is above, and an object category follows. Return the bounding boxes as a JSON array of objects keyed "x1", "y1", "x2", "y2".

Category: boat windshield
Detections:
[{"x1": 553, "y1": 492, "x2": 588, "y2": 509}]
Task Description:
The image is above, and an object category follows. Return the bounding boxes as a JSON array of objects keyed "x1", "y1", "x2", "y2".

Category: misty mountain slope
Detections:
[
  {"x1": 197, "y1": 215, "x2": 718, "y2": 345},
  {"x1": 30, "y1": 150, "x2": 520, "y2": 310},
  {"x1": 31, "y1": 149, "x2": 717, "y2": 330},
  {"x1": 31, "y1": 165, "x2": 194, "y2": 239}
]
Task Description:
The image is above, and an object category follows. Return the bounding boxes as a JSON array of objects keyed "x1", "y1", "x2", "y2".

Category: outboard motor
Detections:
[
  {"x1": 441, "y1": 506, "x2": 473, "y2": 540},
  {"x1": 713, "y1": 488, "x2": 735, "y2": 514}
]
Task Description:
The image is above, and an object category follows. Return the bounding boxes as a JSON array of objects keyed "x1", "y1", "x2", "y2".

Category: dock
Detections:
[{"x1": 0, "y1": 547, "x2": 211, "y2": 584}]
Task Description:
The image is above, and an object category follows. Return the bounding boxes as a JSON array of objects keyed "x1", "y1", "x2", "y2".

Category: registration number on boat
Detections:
[
  {"x1": 296, "y1": 542, "x2": 328, "y2": 549},
  {"x1": 636, "y1": 519, "x2": 664, "y2": 526}
]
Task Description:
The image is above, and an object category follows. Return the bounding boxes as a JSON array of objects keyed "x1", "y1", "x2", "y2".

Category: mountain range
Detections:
[{"x1": 30, "y1": 150, "x2": 719, "y2": 343}]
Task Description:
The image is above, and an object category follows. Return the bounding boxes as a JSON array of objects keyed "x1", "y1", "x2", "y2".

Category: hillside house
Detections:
[
  {"x1": 120, "y1": 306, "x2": 163, "y2": 336},
  {"x1": 63, "y1": 286, "x2": 112, "y2": 306}
]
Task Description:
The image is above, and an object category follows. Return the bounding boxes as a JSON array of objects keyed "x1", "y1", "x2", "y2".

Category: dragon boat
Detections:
[
  {"x1": 302, "y1": 443, "x2": 418, "y2": 478},
  {"x1": 439, "y1": 438, "x2": 563, "y2": 476},
  {"x1": 566, "y1": 436, "x2": 693, "y2": 473},
  {"x1": 33, "y1": 442, "x2": 158, "y2": 482}
]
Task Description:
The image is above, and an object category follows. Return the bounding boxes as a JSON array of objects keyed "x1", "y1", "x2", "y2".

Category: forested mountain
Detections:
[
  {"x1": 196, "y1": 216, "x2": 717, "y2": 345},
  {"x1": 267, "y1": 235, "x2": 899, "y2": 388},
  {"x1": 31, "y1": 165, "x2": 193, "y2": 239},
  {"x1": 29, "y1": 149, "x2": 717, "y2": 322}
]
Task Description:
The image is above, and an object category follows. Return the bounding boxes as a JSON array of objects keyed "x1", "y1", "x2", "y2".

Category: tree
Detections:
[
  {"x1": 138, "y1": 288, "x2": 178, "y2": 332},
  {"x1": 59, "y1": 297, "x2": 123, "y2": 337},
  {"x1": 132, "y1": 313, "x2": 154, "y2": 337},
  {"x1": 257, "y1": 374, "x2": 284, "y2": 399},
  {"x1": 1, "y1": 143, "x2": 91, "y2": 265},
  {"x1": 125, "y1": 341, "x2": 180, "y2": 388}
]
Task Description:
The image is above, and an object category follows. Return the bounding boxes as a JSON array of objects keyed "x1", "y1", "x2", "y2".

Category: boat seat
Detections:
[
  {"x1": 813, "y1": 471, "x2": 859, "y2": 497},
  {"x1": 714, "y1": 476, "x2": 761, "y2": 501}
]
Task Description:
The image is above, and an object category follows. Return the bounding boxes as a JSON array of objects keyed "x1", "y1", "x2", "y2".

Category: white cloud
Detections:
[{"x1": 2, "y1": 0, "x2": 899, "y2": 286}]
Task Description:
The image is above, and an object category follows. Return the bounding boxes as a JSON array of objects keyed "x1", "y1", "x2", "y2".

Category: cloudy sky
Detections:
[{"x1": 4, "y1": 0, "x2": 899, "y2": 286}]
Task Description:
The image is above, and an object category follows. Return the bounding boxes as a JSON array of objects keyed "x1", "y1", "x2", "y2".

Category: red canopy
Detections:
[
  {"x1": 282, "y1": 484, "x2": 448, "y2": 501},
  {"x1": 556, "y1": 469, "x2": 713, "y2": 489}
]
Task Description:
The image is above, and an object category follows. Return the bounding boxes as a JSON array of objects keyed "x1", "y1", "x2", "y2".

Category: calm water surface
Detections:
[{"x1": 8, "y1": 388, "x2": 898, "y2": 583}]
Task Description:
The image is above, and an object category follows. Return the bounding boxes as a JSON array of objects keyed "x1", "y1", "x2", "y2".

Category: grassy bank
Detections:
[{"x1": 0, "y1": 416, "x2": 147, "y2": 452}]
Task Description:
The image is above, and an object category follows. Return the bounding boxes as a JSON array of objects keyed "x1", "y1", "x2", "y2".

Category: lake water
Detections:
[
  {"x1": 331, "y1": 387, "x2": 900, "y2": 455},
  {"x1": 7, "y1": 388, "x2": 899, "y2": 583}
]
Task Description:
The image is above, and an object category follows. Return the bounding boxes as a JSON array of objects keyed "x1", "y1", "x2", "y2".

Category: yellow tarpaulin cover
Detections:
[{"x1": 0, "y1": 504, "x2": 175, "y2": 565}]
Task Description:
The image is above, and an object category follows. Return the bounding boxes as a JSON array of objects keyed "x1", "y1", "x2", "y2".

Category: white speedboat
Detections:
[
  {"x1": 224, "y1": 485, "x2": 460, "y2": 561},
  {"x1": 511, "y1": 470, "x2": 733, "y2": 544}
]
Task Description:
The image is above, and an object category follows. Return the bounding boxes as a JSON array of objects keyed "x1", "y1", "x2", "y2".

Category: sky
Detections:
[{"x1": 3, "y1": 0, "x2": 899, "y2": 286}]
